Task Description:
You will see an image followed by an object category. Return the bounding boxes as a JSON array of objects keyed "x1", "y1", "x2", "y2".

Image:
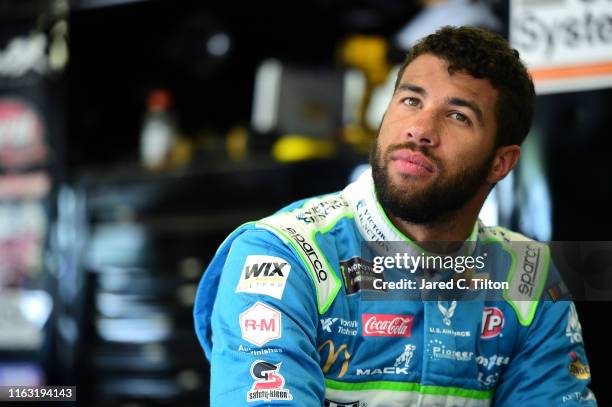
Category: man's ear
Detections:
[{"x1": 487, "y1": 145, "x2": 521, "y2": 183}]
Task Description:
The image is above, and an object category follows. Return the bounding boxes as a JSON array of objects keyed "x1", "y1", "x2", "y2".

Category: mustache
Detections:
[{"x1": 383, "y1": 142, "x2": 442, "y2": 168}]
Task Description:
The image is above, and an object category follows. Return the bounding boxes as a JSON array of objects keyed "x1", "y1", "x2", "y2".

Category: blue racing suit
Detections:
[{"x1": 194, "y1": 169, "x2": 597, "y2": 406}]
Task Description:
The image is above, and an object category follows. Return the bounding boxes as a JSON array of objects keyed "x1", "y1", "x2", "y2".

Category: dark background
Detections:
[{"x1": 0, "y1": 0, "x2": 610, "y2": 406}]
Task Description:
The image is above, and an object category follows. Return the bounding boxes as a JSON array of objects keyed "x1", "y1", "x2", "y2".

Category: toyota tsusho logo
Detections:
[
  {"x1": 481, "y1": 307, "x2": 504, "y2": 339},
  {"x1": 362, "y1": 314, "x2": 414, "y2": 337}
]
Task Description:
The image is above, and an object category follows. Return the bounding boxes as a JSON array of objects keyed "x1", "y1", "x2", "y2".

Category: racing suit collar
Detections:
[{"x1": 346, "y1": 167, "x2": 479, "y2": 257}]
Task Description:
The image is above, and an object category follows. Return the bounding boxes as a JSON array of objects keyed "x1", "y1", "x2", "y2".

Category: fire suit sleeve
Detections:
[
  {"x1": 493, "y1": 300, "x2": 597, "y2": 406},
  {"x1": 208, "y1": 229, "x2": 324, "y2": 406}
]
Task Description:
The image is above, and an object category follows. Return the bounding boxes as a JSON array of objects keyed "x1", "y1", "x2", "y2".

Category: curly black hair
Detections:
[{"x1": 395, "y1": 26, "x2": 535, "y2": 147}]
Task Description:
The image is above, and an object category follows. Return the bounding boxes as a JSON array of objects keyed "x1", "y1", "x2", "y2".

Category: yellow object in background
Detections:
[
  {"x1": 340, "y1": 35, "x2": 390, "y2": 86},
  {"x1": 226, "y1": 126, "x2": 249, "y2": 161},
  {"x1": 272, "y1": 135, "x2": 336, "y2": 163},
  {"x1": 339, "y1": 35, "x2": 392, "y2": 152}
]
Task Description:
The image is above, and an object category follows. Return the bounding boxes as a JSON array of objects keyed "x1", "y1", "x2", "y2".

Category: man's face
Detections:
[{"x1": 371, "y1": 54, "x2": 499, "y2": 224}]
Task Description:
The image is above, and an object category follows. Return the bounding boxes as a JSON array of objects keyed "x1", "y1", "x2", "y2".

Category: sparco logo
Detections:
[
  {"x1": 282, "y1": 227, "x2": 327, "y2": 282},
  {"x1": 481, "y1": 307, "x2": 504, "y2": 339},
  {"x1": 362, "y1": 314, "x2": 414, "y2": 337},
  {"x1": 519, "y1": 244, "x2": 541, "y2": 297}
]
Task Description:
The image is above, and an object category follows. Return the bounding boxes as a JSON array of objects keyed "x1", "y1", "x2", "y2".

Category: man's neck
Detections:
[{"x1": 386, "y1": 198, "x2": 483, "y2": 244}]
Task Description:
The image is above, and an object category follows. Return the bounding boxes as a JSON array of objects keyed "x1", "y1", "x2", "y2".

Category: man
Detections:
[{"x1": 194, "y1": 26, "x2": 596, "y2": 406}]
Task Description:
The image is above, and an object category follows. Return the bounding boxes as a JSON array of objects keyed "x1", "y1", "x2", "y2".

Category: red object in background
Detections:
[
  {"x1": 0, "y1": 99, "x2": 47, "y2": 169},
  {"x1": 0, "y1": 172, "x2": 50, "y2": 200},
  {"x1": 147, "y1": 89, "x2": 173, "y2": 112}
]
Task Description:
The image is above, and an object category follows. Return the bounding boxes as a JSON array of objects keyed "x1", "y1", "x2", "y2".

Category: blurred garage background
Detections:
[{"x1": 0, "y1": 0, "x2": 611, "y2": 405}]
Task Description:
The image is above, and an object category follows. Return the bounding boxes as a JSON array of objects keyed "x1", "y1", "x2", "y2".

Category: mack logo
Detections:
[
  {"x1": 244, "y1": 262, "x2": 287, "y2": 279},
  {"x1": 283, "y1": 227, "x2": 328, "y2": 282},
  {"x1": 519, "y1": 244, "x2": 541, "y2": 297},
  {"x1": 356, "y1": 367, "x2": 409, "y2": 375},
  {"x1": 318, "y1": 339, "x2": 350, "y2": 378},
  {"x1": 356, "y1": 344, "x2": 415, "y2": 376}
]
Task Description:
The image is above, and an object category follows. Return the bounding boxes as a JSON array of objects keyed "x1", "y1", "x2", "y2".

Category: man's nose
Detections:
[{"x1": 405, "y1": 110, "x2": 439, "y2": 147}]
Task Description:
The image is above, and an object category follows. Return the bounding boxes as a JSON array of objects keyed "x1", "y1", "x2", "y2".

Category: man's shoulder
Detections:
[
  {"x1": 230, "y1": 190, "x2": 350, "y2": 315},
  {"x1": 478, "y1": 222, "x2": 544, "y2": 246},
  {"x1": 477, "y1": 223, "x2": 556, "y2": 327},
  {"x1": 263, "y1": 189, "x2": 352, "y2": 232}
]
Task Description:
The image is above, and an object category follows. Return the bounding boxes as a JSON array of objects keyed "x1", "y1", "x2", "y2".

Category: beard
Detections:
[{"x1": 370, "y1": 140, "x2": 495, "y2": 225}]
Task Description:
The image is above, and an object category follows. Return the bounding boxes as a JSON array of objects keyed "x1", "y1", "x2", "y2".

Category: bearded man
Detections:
[{"x1": 194, "y1": 26, "x2": 597, "y2": 406}]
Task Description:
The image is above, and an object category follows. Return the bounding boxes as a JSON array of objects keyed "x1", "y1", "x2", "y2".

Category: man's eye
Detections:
[
  {"x1": 450, "y1": 112, "x2": 470, "y2": 124},
  {"x1": 402, "y1": 97, "x2": 420, "y2": 107}
]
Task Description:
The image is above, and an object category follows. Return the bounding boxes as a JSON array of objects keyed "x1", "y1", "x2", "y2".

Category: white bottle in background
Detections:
[{"x1": 140, "y1": 89, "x2": 177, "y2": 170}]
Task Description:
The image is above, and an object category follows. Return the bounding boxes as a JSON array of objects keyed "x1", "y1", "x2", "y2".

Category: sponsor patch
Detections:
[
  {"x1": 478, "y1": 372, "x2": 499, "y2": 389},
  {"x1": 548, "y1": 280, "x2": 570, "y2": 302},
  {"x1": 318, "y1": 339, "x2": 351, "y2": 379},
  {"x1": 562, "y1": 390, "x2": 596, "y2": 403},
  {"x1": 437, "y1": 301, "x2": 457, "y2": 326},
  {"x1": 282, "y1": 227, "x2": 328, "y2": 283},
  {"x1": 247, "y1": 360, "x2": 293, "y2": 402},
  {"x1": 481, "y1": 307, "x2": 504, "y2": 339},
  {"x1": 238, "y1": 344, "x2": 284, "y2": 356},
  {"x1": 476, "y1": 354, "x2": 510, "y2": 371},
  {"x1": 235, "y1": 255, "x2": 291, "y2": 300},
  {"x1": 321, "y1": 317, "x2": 358, "y2": 336},
  {"x1": 340, "y1": 257, "x2": 383, "y2": 294},
  {"x1": 514, "y1": 243, "x2": 546, "y2": 300},
  {"x1": 239, "y1": 302, "x2": 281, "y2": 346},
  {"x1": 568, "y1": 352, "x2": 591, "y2": 380},
  {"x1": 356, "y1": 344, "x2": 416, "y2": 376},
  {"x1": 324, "y1": 400, "x2": 360, "y2": 407},
  {"x1": 565, "y1": 303, "x2": 583, "y2": 344},
  {"x1": 362, "y1": 314, "x2": 413, "y2": 337},
  {"x1": 295, "y1": 196, "x2": 350, "y2": 224},
  {"x1": 427, "y1": 339, "x2": 474, "y2": 362}
]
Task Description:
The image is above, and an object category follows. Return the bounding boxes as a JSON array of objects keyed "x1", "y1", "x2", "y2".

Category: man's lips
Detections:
[{"x1": 389, "y1": 150, "x2": 435, "y2": 174}]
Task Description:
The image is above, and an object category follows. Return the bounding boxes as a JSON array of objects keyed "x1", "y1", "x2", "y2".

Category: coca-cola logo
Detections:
[{"x1": 362, "y1": 314, "x2": 414, "y2": 337}]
